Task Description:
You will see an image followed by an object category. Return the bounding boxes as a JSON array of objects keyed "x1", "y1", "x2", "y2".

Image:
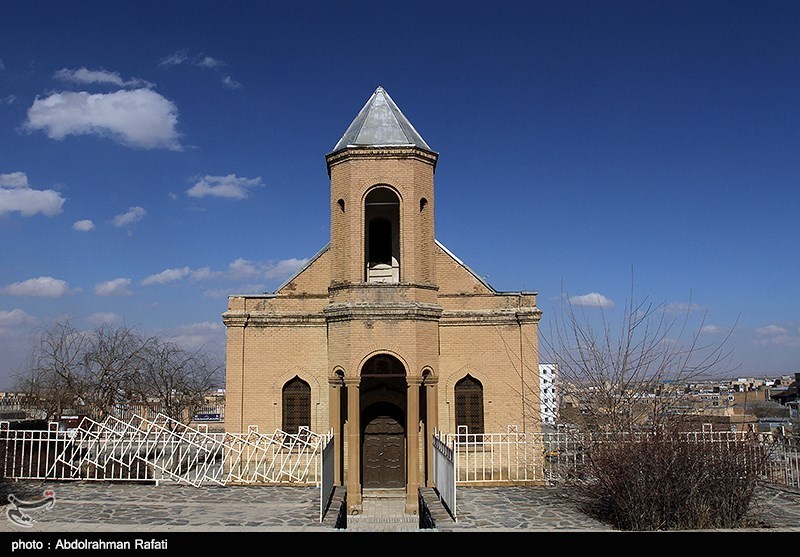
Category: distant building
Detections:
[
  {"x1": 539, "y1": 363, "x2": 558, "y2": 426},
  {"x1": 771, "y1": 373, "x2": 799, "y2": 406},
  {"x1": 787, "y1": 401, "x2": 799, "y2": 422}
]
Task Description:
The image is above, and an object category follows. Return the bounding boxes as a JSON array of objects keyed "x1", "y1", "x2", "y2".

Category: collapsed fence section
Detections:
[{"x1": 0, "y1": 416, "x2": 331, "y2": 487}]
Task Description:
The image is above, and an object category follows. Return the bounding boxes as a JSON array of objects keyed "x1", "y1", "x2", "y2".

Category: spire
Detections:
[{"x1": 330, "y1": 86, "x2": 433, "y2": 153}]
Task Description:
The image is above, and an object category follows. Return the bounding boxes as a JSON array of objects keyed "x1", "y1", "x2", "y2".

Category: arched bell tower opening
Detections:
[
  {"x1": 364, "y1": 187, "x2": 400, "y2": 283},
  {"x1": 360, "y1": 354, "x2": 407, "y2": 488}
]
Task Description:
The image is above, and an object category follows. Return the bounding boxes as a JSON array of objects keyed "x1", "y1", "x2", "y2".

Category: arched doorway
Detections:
[{"x1": 360, "y1": 354, "x2": 407, "y2": 488}]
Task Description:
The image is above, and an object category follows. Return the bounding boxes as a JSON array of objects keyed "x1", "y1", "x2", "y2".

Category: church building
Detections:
[{"x1": 223, "y1": 87, "x2": 542, "y2": 513}]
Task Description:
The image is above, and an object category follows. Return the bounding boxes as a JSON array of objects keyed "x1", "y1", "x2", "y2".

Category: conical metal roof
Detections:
[{"x1": 330, "y1": 86, "x2": 433, "y2": 153}]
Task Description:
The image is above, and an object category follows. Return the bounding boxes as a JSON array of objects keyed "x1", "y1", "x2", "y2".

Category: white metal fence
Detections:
[
  {"x1": 443, "y1": 427, "x2": 800, "y2": 488},
  {"x1": 431, "y1": 427, "x2": 800, "y2": 519},
  {"x1": 3, "y1": 418, "x2": 796, "y2": 525},
  {"x1": 0, "y1": 414, "x2": 331, "y2": 487}
]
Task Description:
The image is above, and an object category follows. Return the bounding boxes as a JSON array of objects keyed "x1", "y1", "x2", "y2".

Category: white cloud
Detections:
[
  {"x1": 700, "y1": 325, "x2": 725, "y2": 334},
  {"x1": 203, "y1": 289, "x2": 229, "y2": 299},
  {"x1": 756, "y1": 324, "x2": 789, "y2": 335},
  {"x1": 204, "y1": 283, "x2": 264, "y2": 297},
  {"x1": 111, "y1": 206, "x2": 146, "y2": 227},
  {"x1": 222, "y1": 76, "x2": 242, "y2": 90},
  {"x1": 753, "y1": 324, "x2": 799, "y2": 347},
  {"x1": 196, "y1": 56, "x2": 223, "y2": 68},
  {"x1": 665, "y1": 302, "x2": 705, "y2": 315},
  {"x1": 265, "y1": 258, "x2": 307, "y2": 280},
  {"x1": 0, "y1": 308, "x2": 37, "y2": 337},
  {"x1": 168, "y1": 257, "x2": 309, "y2": 286},
  {"x1": 142, "y1": 266, "x2": 191, "y2": 285},
  {"x1": 0, "y1": 309, "x2": 36, "y2": 327},
  {"x1": 72, "y1": 219, "x2": 95, "y2": 232},
  {"x1": 0, "y1": 187, "x2": 64, "y2": 217},
  {"x1": 159, "y1": 50, "x2": 223, "y2": 69},
  {"x1": 86, "y1": 312, "x2": 120, "y2": 325},
  {"x1": 218, "y1": 257, "x2": 308, "y2": 281},
  {"x1": 0, "y1": 172, "x2": 29, "y2": 188},
  {"x1": 53, "y1": 67, "x2": 152, "y2": 88},
  {"x1": 1, "y1": 277, "x2": 72, "y2": 297},
  {"x1": 226, "y1": 258, "x2": 260, "y2": 279},
  {"x1": 0, "y1": 171, "x2": 65, "y2": 217},
  {"x1": 95, "y1": 278, "x2": 133, "y2": 297},
  {"x1": 166, "y1": 321, "x2": 225, "y2": 352},
  {"x1": 755, "y1": 335, "x2": 800, "y2": 347},
  {"x1": 186, "y1": 174, "x2": 263, "y2": 199},
  {"x1": 158, "y1": 49, "x2": 190, "y2": 67},
  {"x1": 0, "y1": 95, "x2": 15, "y2": 105},
  {"x1": 240, "y1": 283, "x2": 267, "y2": 293},
  {"x1": 159, "y1": 50, "x2": 240, "y2": 89},
  {"x1": 568, "y1": 292, "x2": 615, "y2": 308},
  {"x1": 189, "y1": 267, "x2": 213, "y2": 281},
  {"x1": 24, "y1": 89, "x2": 181, "y2": 150}
]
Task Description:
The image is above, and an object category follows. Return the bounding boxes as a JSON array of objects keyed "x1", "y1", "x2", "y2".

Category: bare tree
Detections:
[
  {"x1": 15, "y1": 319, "x2": 223, "y2": 424},
  {"x1": 16, "y1": 319, "x2": 92, "y2": 420},
  {"x1": 80, "y1": 323, "x2": 152, "y2": 420},
  {"x1": 130, "y1": 336, "x2": 223, "y2": 422},
  {"x1": 537, "y1": 279, "x2": 772, "y2": 531},
  {"x1": 542, "y1": 279, "x2": 738, "y2": 433}
]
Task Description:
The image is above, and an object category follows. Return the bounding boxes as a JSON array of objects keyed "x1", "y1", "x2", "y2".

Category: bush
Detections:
[{"x1": 575, "y1": 432, "x2": 768, "y2": 530}]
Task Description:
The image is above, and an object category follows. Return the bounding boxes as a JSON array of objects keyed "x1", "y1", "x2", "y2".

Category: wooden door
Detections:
[{"x1": 362, "y1": 414, "x2": 405, "y2": 488}]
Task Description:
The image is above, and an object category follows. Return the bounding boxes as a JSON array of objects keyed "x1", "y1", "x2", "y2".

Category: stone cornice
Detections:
[
  {"x1": 222, "y1": 311, "x2": 326, "y2": 327},
  {"x1": 439, "y1": 308, "x2": 542, "y2": 326},
  {"x1": 323, "y1": 302, "x2": 443, "y2": 323},
  {"x1": 224, "y1": 306, "x2": 540, "y2": 327},
  {"x1": 325, "y1": 146, "x2": 438, "y2": 173},
  {"x1": 328, "y1": 282, "x2": 439, "y2": 295}
]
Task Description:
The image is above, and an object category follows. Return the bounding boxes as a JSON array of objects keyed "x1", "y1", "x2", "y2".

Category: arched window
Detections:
[
  {"x1": 282, "y1": 376, "x2": 311, "y2": 433},
  {"x1": 455, "y1": 375, "x2": 484, "y2": 434},
  {"x1": 364, "y1": 187, "x2": 400, "y2": 283}
]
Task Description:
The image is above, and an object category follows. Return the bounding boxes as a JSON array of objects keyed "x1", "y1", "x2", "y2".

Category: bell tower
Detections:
[
  {"x1": 326, "y1": 86, "x2": 438, "y2": 288},
  {"x1": 324, "y1": 87, "x2": 442, "y2": 513}
]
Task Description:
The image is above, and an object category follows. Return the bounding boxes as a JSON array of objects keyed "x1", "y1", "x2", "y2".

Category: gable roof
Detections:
[
  {"x1": 435, "y1": 239, "x2": 496, "y2": 293},
  {"x1": 274, "y1": 243, "x2": 330, "y2": 294}
]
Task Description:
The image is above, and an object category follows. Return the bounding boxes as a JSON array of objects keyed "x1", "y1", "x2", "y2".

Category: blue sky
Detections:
[{"x1": 0, "y1": 0, "x2": 798, "y2": 389}]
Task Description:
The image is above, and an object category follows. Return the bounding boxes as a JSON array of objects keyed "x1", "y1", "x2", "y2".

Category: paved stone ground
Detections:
[
  {"x1": 439, "y1": 486, "x2": 612, "y2": 531},
  {"x1": 741, "y1": 485, "x2": 800, "y2": 530},
  {"x1": 436, "y1": 484, "x2": 800, "y2": 532},
  {"x1": 0, "y1": 480, "x2": 797, "y2": 533},
  {"x1": 0, "y1": 482, "x2": 329, "y2": 532}
]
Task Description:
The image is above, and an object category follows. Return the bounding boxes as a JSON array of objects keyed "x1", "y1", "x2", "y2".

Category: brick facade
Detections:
[{"x1": 222, "y1": 87, "x2": 541, "y2": 510}]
